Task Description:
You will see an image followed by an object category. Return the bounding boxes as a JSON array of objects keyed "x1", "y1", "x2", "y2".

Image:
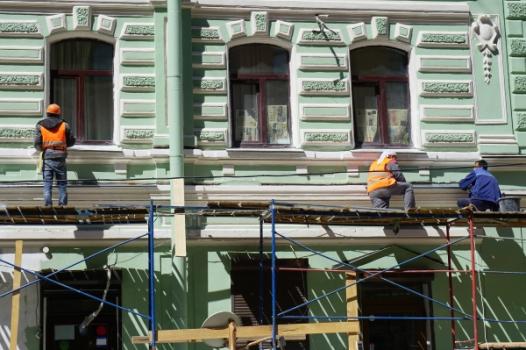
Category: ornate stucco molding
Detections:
[
  {"x1": 195, "y1": 128, "x2": 228, "y2": 146},
  {"x1": 192, "y1": 78, "x2": 227, "y2": 94},
  {"x1": 422, "y1": 130, "x2": 476, "y2": 147},
  {"x1": 121, "y1": 74, "x2": 156, "y2": 92},
  {"x1": 300, "y1": 79, "x2": 349, "y2": 96},
  {"x1": 301, "y1": 129, "x2": 352, "y2": 147},
  {"x1": 298, "y1": 28, "x2": 345, "y2": 46},
  {"x1": 121, "y1": 127, "x2": 155, "y2": 143},
  {"x1": 371, "y1": 16, "x2": 388, "y2": 39},
  {"x1": 0, "y1": 73, "x2": 43, "y2": 90},
  {"x1": 251, "y1": 11, "x2": 268, "y2": 36},
  {"x1": 0, "y1": 127, "x2": 34, "y2": 142},
  {"x1": 120, "y1": 23, "x2": 155, "y2": 40},
  {"x1": 417, "y1": 32, "x2": 469, "y2": 48},
  {"x1": 73, "y1": 6, "x2": 92, "y2": 31},
  {"x1": 0, "y1": 21, "x2": 42, "y2": 37},
  {"x1": 516, "y1": 113, "x2": 526, "y2": 131},
  {"x1": 420, "y1": 80, "x2": 472, "y2": 97},
  {"x1": 191, "y1": 26, "x2": 223, "y2": 43},
  {"x1": 472, "y1": 15, "x2": 500, "y2": 84}
]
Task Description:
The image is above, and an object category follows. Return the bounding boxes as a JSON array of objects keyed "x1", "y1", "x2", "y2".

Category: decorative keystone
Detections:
[
  {"x1": 96, "y1": 15, "x2": 116, "y2": 35},
  {"x1": 227, "y1": 20, "x2": 246, "y2": 41},
  {"x1": 371, "y1": 16, "x2": 388, "y2": 39},
  {"x1": 347, "y1": 23, "x2": 367, "y2": 43},
  {"x1": 46, "y1": 14, "x2": 66, "y2": 35},
  {"x1": 273, "y1": 20, "x2": 294, "y2": 41},
  {"x1": 251, "y1": 12, "x2": 268, "y2": 36},
  {"x1": 394, "y1": 23, "x2": 412, "y2": 43},
  {"x1": 73, "y1": 6, "x2": 91, "y2": 31}
]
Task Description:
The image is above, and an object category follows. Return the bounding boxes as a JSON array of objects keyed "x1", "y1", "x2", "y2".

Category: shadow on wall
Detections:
[{"x1": 475, "y1": 227, "x2": 526, "y2": 342}]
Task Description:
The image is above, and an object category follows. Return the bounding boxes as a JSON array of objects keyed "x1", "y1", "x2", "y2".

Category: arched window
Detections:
[
  {"x1": 229, "y1": 44, "x2": 290, "y2": 147},
  {"x1": 50, "y1": 39, "x2": 114, "y2": 143},
  {"x1": 350, "y1": 47, "x2": 410, "y2": 148}
]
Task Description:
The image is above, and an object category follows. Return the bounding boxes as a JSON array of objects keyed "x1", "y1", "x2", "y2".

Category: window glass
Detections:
[
  {"x1": 51, "y1": 39, "x2": 114, "y2": 143},
  {"x1": 229, "y1": 44, "x2": 290, "y2": 147},
  {"x1": 351, "y1": 46, "x2": 410, "y2": 147},
  {"x1": 351, "y1": 47, "x2": 408, "y2": 76},
  {"x1": 230, "y1": 44, "x2": 289, "y2": 75}
]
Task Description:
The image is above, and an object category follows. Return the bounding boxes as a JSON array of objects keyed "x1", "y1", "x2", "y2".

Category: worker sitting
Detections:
[
  {"x1": 457, "y1": 159, "x2": 501, "y2": 211},
  {"x1": 367, "y1": 151, "x2": 416, "y2": 210}
]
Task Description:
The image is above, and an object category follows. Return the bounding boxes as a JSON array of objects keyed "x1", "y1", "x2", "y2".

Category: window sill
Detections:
[{"x1": 69, "y1": 145, "x2": 123, "y2": 152}]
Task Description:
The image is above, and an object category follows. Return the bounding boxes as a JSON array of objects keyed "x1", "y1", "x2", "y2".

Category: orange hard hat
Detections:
[{"x1": 46, "y1": 103, "x2": 61, "y2": 115}]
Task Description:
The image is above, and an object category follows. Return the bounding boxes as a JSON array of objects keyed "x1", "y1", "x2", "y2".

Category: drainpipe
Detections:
[{"x1": 167, "y1": 0, "x2": 187, "y2": 348}]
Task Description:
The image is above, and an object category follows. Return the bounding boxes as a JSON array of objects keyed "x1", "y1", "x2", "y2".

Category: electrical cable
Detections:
[{"x1": 79, "y1": 266, "x2": 112, "y2": 333}]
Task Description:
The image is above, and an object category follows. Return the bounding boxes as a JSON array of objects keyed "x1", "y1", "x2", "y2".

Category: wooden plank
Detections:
[
  {"x1": 9, "y1": 240, "x2": 23, "y2": 350},
  {"x1": 132, "y1": 321, "x2": 359, "y2": 344},
  {"x1": 171, "y1": 178, "x2": 187, "y2": 257},
  {"x1": 346, "y1": 272, "x2": 360, "y2": 350}
]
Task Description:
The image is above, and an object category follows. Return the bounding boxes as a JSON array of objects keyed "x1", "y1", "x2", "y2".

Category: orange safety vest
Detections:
[
  {"x1": 367, "y1": 157, "x2": 396, "y2": 193},
  {"x1": 41, "y1": 122, "x2": 66, "y2": 151}
]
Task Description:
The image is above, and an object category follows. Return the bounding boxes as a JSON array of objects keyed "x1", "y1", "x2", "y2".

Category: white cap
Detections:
[{"x1": 377, "y1": 150, "x2": 397, "y2": 164}]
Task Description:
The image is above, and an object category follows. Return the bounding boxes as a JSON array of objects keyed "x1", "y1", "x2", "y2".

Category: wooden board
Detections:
[
  {"x1": 480, "y1": 342, "x2": 526, "y2": 349},
  {"x1": 346, "y1": 272, "x2": 360, "y2": 350},
  {"x1": 171, "y1": 178, "x2": 187, "y2": 257},
  {"x1": 9, "y1": 240, "x2": 23, "y2": 350},
  {"x1": 132, "y1": 321, "x2": 359, "y2": 344}
]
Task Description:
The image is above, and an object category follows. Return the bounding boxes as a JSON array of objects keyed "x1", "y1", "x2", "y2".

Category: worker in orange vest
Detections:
[
  {"x1": 367, "y1": 151, "x2": 415, "y2": 210},
  {"x1": 34, "y1": 103, "x2": 76, "y2": 206}
]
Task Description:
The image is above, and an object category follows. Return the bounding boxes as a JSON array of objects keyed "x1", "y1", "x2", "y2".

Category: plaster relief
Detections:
[{"x1": 472, "y1": 15, "x2": 500, "y2": 84}]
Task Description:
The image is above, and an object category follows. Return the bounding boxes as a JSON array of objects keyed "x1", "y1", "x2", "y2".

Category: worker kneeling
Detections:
[{"x1": 367, "y1": 151, "x2": 416, "y2": 210}]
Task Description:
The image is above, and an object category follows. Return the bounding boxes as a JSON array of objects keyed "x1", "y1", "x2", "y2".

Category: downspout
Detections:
[{"x1": 167, "y1": 0, "x2": 187, "y2": 348}]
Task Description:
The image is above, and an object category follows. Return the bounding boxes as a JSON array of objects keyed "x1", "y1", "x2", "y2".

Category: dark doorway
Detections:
[
  {"x1": 41, "y1": 269, "x2": 122, "y2": 350},
  {"x1": 360, "y1": 274, "x2": 434, "y2": 350},
  {"x1": 231, "y1": 256, "x2": 308, "y2": 350}
]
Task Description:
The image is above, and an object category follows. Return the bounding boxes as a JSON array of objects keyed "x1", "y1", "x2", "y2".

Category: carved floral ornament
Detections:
[{"x1": 472, "y1": 15, "x2": 500, "y2": 84}]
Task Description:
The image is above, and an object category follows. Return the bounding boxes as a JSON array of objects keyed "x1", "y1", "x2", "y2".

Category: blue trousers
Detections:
[
  {"x1": 457, "y1": 198, "x2": 498, "y2": 212},
  {"x1": 42, "y1": 158, "x2": 68, "y2": 206}
]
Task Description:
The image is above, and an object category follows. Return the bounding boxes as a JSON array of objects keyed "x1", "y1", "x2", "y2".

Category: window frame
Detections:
[
  {"x1": 50, "y1": 39, "x2": 114, "y2": 145},
  {"x1": 351, "y1": 47, "x2": 411, "y2": 149},
  {"x1": 229, "y1": 44, "x2": 291, "y2": 148}
]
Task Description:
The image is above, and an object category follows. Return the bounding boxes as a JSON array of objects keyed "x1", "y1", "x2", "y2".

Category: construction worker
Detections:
[
  {"x1": 457, "y1": 159, "x2": 501, "y2": 211},
  {"x1": 367, "y1": 151, "x2": 416, "y2": 210},
  {"x1": 34, "y1": 103, "x2": 76, "y2": 207}
]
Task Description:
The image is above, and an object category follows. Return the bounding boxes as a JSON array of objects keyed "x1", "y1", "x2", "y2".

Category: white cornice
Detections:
[{"x1": 0, "y1": 1, "x2": 155, "y2": 14}]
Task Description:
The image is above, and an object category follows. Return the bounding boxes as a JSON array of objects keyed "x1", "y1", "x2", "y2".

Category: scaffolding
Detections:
[{"x1": 2, "y1": 202, "x2": 526, "y2": 350}]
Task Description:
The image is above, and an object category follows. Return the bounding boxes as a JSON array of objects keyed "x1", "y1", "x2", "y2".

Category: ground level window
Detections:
[
  {"x1": 231, "y1": 256, "x2": 308, "y2": 350},
  {"x1": 41, "y1": 269, "x2": 122, "y2": 350},
  {"x1": 359, "y1": 274, "x2": 434, "y2": 350}
]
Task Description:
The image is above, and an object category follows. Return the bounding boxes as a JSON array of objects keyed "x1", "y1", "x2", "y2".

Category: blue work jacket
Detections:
[{"x1": 459, "y1": 168, "x2": 501, "y2": 203}]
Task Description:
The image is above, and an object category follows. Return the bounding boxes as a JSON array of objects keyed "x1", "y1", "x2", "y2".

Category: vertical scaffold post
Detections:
[
  {"x1": 446, "y1": 224, "x2": 457, "y2": 349},
  {"x1": 271, "y1": 200, "x2": 277, "y2": 350},
  {"x1": 148, "y1": 201, "x2": 157, "y2": 350},
  {"x1": 468, "y1": 214, "x2": 479, "y2": 350},
  {"x1": 259, "y1": 216, "x2": 264, "y2": 327}
]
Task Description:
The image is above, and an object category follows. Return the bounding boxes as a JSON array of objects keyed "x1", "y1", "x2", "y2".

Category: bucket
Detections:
[{"x1": 498, "y1": 196, "x2": 521, "y2": 212}]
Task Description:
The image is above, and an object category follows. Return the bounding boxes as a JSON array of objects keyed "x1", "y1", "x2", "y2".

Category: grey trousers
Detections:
[{"x1": 369, "y1": 182, "x2": 416, "y2": 210}]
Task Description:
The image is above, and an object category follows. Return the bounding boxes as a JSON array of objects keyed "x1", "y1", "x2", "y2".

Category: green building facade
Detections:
[{"x1": 1, "y1": 0, "x2": 526, "y2": 349}]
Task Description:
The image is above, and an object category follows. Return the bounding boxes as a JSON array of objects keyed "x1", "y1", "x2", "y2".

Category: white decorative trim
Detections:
[
  {"x1": 420, "y1": 105, "x2": 474, "y2": 122},
  {"x1": 191, "y1": 26, "x2": 223, "y2": 43},
  {"x1": 419, "y1": 80, "x2": 473, "y2": 97},
  {"x1": 273, "y1": 20, "x2": 294, "y2": 41},
  {"x1": 0, "y1": 20, "x2": 42, "y2": 38},
  {"x1": 393, "y1": 23, "x2": 413, "y2": 43},
  {"x1": 478, "y1": 134, "x2": 518, "y2": 145},
  {"x1": 120, "y1": 126, "x2": 155, "y2": 144},
  {"x1": 120, "y1": 99, "x2": 156, "y2": 117},
  {"x1": 417, "y1": 31, "x2": 469, "y2": 48},
  {"x1": 297, "y1": 28, "x2": 345, "y2": 46},
  {"x1": 95, "y1": 15, "x2": 117, "y2": 36},
  {"x1": 119, "y1": 23, "x2": 155, "y2": 40},
  {"x1": 0, "y1": 98, "x2": 43, "y2": 116},
  {"x1": 301, "y1": 129, "x2": 352, "y2": 147},
  {"x1": 300, "y1": 103, "x2": 350, "y2": 121},
  {"x1": 422, "y1": 130, "x2": 476, "y2": 147},
  {"x1": 0, "y1": 46, "x2": 43, "y2": 64},
  {"x1": 299, "y1": 78, "x2": 349, "y2": 96},
  {"x1": 121, "y1": 74, "x2": 156, "y2": 92},
  {"x1": 298, "y1": 53, "x2": 348, "y2": 71},
  {"x1": 0, "y1": 72, "x2": 44, "y2": 90},
  {"x1": 195, "y1": 128, "x2": 228, "y2": 146},
  {"x1": 347, "y1": 22, "x2": 367, "y2": 43},
  {"x1": 73, "y1": 6, "x2": 92, "y2": 31},
  {"x1": 46, "y1": 14, "x2": 66, "y2": 35},
  {"x1": 226, "y1": 20, "x2": 246, "y2": 41},
  {"x1": 120, "y1": 48, "x2": 155, "y2": 66},
  {"x1": 472, "y1": 15, "x2": 500, "y2": 84},
  {"x1": 418, "y1": 55, "x2": 471, "y2": 73},
  {"x1": 193, "y1": 102, "x2": 228, "y2": 120},
  {"x1": 192, "y1": 77, "x2": 227, "y2": 94},
  {"x1": 0, "y1": 125, "x2": 35, "y2": 142},
  {"x1": 371, "y1": 16, "x2": 388, "y2": 39},
  {"x1": 192, "y1": 51, "x2": 226, "y2": 69}
]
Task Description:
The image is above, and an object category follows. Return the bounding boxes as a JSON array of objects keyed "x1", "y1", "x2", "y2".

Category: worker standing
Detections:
[
  {"x1": 457, "y1": 159, "x2": 501, "y2": 211},
  {"x1": 34, "y1": 103, "x2": 76, "y2": 207},
  {"x1": 367, "y1": 151, "x2": 416, "y2": 210}
]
